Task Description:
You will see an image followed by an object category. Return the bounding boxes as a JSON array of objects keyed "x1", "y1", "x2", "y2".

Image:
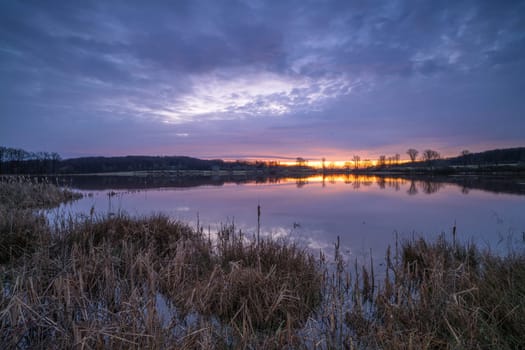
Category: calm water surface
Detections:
[{"x1": 56, "y1": 175, "x2": 525, "y2": 262}]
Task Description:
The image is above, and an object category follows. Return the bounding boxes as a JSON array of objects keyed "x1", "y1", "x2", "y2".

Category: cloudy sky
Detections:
[{"x1": 1, "y1": 0, "x2": 524, "y2": 161}]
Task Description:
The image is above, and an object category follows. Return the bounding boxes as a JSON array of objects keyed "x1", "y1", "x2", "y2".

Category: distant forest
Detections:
[
  {"x1": 0, "y1": 146, "x2": 524, "y2": 175},
  {"x1": 0, "y1": 147, "x2": 273, "y2": 175},
  {"x1": 445, "y1": 147, "x2": 525, "y2": 166}
]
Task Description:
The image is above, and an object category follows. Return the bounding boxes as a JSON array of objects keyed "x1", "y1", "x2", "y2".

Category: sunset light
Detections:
[
  {"x1": 1, "y1": 1, "x2": 524, "y2": 347},
  {"x1": 3, "y1": 1, "x2": 522, "y2": 158}
]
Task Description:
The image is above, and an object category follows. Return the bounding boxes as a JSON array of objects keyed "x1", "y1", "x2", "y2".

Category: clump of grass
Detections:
[
  {"x1": 0, "y1": 176, "x2": 81, "y2": 209},
  {"x1": 345, "y1": 235, "x2": 525, "y2": 349},
  {"x1": 0, "y1": 176, "x2": 80, "y2": 264},
  {"x1": 188, "y1": 225, "x2": 321, "y2": 334},
  {"x1": 0, "y1": 208, "x2": 50, "y2": 264},
  {"x1": 1, "y1": 209, "x2": 323, "y2": 348}
]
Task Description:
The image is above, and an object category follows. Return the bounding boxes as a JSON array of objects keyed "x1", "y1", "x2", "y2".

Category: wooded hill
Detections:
[
  {"x1": 0, "y1": 148, "x2": 276, "y2": 175},
  {"x1": 445, "y1": 147, "x2": 525, "y2": 166},
  {"x1": 389, "y1": 147, "x2": 525, "y2": 173}
]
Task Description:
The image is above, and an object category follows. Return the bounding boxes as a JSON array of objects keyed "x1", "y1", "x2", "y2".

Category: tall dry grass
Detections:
[
  {"x1": 0, "y1": 214, "x2": 324, "y2": 348},
  {"x1": 0, "y1": 178, "x2": 323, "y2": 348},
  {"x1": 345, "y1": 236, "x2": 525, "y2": 349},
  {"x1": 1, "y1": 176, "x2": 524, "y2": 349},
  {"x1": 0, "y1": 176, "x2": 81, "y2": 209},
  {"x1": 0, "y1": 176, "x2": 81, "y2": 264}
]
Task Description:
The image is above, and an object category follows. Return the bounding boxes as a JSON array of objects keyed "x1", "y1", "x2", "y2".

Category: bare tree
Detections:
[
  {"x1": 407, "y1": 148, "x2": 418, "y2": 162},
  {"x1": 378, "y1": 155, "x2": 386, "y2": 167},
  {"x1": 394, "y1": 153, "x2": 400, "y2": 165},
  {"x1": 422, "y1": 149, "x2": 440, "y2": 162},
  {"x1": 296, "y1": 157, "x2": 307, "y2": 167},
  {"x1": 352, "y1": 155, "x2": 361, "y2": 169}
]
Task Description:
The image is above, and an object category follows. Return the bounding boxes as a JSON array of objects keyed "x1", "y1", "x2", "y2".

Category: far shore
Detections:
[{"x1": 22, "y1": 170, "x2": 523, "y2": 196}]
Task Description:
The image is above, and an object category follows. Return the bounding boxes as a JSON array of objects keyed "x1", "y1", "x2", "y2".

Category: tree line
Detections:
[
  {"x1": 0, "y1": 146, "x2": 282, "y2": 175},
  {"x1": 1, "y1": 145, "x2": 524, "y2": 175},
  {"x1": 0, "y1": 147, "x2": 61, "y2": 174},
  {"x1": 313, "y1": 146, "x2": 524, "y2": 172}
]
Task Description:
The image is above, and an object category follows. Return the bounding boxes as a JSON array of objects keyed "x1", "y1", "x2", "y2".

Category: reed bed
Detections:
[
  {"x1": 344, "y1": 236, "x2": 525, "y2": 349},
  {"x1": 1, "y1": 177, "x2": 524, "y2": 349},
  {"x1": 0, "y1": 176, "x2": 81, "y2": 209},
  {"x1": 0, "y1": 176, "x2": 80, "y2": 264},
  {"x1": 0, "y1": 178, "x2": 323, "y2": 348}
]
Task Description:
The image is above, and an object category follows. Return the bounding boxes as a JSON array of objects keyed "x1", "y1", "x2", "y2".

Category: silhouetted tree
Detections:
[
  {"x1": 296, "y1": 157, "x2": 307, "y2": 167},
  {"x1": 352, "y1": 155, "x2": 361, "y2": 169},
  {"x1": 378, "y1": 155, "x2": 386, "y2": 167},
  {"x1": 407, "y1": 149, "x2": 418, "y2": 162},
  {"x1": 394, "y1": 153, "x2": 400, "y2": 165},
  {"x1": 422, "y1": 149, "x2": 440, "y2": 162}
]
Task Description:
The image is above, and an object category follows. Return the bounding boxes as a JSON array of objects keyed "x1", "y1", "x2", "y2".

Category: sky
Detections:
[{"x1": 1, "y1": 0, "x2": 524, "y2": 162}]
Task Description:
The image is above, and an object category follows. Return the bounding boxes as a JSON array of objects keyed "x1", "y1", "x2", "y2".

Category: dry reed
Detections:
[
  {"x1": 1, "y1": 177, "x2": 323, "y2": 348},
  {"x1": 1, "y1": 177, "x2": 524, "y2": 349}
]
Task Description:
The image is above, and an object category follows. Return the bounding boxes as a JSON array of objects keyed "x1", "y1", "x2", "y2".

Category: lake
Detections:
[{"x1": 54, "y1": 174, "x2": 525, "y2": 263}]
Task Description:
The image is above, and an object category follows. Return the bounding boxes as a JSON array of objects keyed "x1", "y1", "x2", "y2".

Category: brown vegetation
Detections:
[
  {"x1": 0, "y1": 178, "x2": 322, "y2": 348},
  {"x1": 1, "y1": 177, "x2": 524, "y2": 349},
  {"x1": 0, "y1": 176, "x2": 81, "y2": 264},
  {"x1": 345, "y1": 237, "x2": 525, "y2": 349},
  {"x1": 0, "y1": 176, "x2": 81, "y2": 209}
]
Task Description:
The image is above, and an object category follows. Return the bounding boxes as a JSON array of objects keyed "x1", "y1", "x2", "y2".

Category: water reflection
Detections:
[
  {"x1": 55, "y1": 174, "x2": 525, "y2": 266},
  {"x1": 58, "y1": 174, "x2": 525, "y2": 196},
  {"x1": 419, "y1": 180, "x2": 444, "y2": 194},
  {"x1": 408, "y1": 180, "x2": 418, "y2": 195}
]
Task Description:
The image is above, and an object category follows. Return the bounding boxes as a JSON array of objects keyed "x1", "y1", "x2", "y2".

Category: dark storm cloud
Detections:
[{"x1": 1, "y1": 0, "x2": 524, "y2": 158}]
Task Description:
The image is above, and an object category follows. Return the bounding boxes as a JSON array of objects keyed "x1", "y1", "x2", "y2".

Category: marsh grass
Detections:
[
  {"x1": 189, "y1": 225, "x2": 322, "y2": 333},
  {"x1": 0, "y1": 178, "x2": 323, "y2": 348},
  {"x1": 1, "y1": 176, "x2": 524, "y2": 349},
  {"x1": 0, "y1": 176, "x2": 81, "y2": 264},
  {"x1": 0, "y1": 176, "x2": 81, "y2": 210},
  {"x1": 345, "y1": 236, "x2": 525, "y2": 349}
]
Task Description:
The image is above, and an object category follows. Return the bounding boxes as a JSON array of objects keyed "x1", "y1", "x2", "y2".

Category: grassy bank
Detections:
[
  {"x1": 0, "y1": 178, "x2": 524, "y2": 348},
  {"x1": 0, "y1": 176, "x2": 82, "y2": 264},
  {"x1": 0, "y1": 176, "x2": 81, "y2": 209}
]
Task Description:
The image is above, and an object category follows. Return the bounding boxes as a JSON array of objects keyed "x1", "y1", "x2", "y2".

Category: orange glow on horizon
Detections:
[
  {"x1": 245, "y1": 174, "x2": 409, "y2": 186},
  {"x1": 236, "y1": 158, "x2": 411, "y2": 168}
]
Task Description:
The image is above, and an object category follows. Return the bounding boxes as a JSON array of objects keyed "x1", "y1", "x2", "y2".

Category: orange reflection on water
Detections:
[{"x1": 250, "y1": 174, "x2": 409, "y2": 189}]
